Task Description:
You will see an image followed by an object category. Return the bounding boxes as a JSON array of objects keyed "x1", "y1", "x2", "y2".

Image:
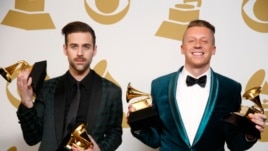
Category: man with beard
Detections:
[{"x1": 16, "y1": 21, "x2": 123, "y2": 151}]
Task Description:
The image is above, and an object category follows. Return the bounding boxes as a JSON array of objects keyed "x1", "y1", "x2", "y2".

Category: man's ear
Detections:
[
  {"x1": 63, "y1": 44, "x2": 67, "y2": 56},
  {"x1": 93, "y1": 45, "x2": 97, "y2": 57},
  {"x1": 212, "y1": 46, "x2": 216, "y2": 55},
  {"x1": 181, "y1": 45, "x2": 185, "y2": 54}
]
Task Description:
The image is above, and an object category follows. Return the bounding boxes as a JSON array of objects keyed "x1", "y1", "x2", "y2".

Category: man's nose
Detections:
[{"x1": 77, "y1": 47, "x2": 83, "y2": 55}]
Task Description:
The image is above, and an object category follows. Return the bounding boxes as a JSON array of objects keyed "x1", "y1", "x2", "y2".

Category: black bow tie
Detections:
[{"x1": 186, "y1": 75, "x2": 207, "y2": 88}]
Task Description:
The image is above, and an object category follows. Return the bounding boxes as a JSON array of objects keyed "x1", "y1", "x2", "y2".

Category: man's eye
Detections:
[
  {"x1": 84, "y1": 46, "x2": 90, "y2": 49},
  {"x1": 188, "y1": 40, "x2": 194, "y2": 43},
  {"x1": 71, "y1": 45, "x2": 78, "y2": 49}
]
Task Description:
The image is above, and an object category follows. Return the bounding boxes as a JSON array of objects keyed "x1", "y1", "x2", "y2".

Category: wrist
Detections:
[{"x1": 22, "y1": 100, "x2": 34, "y2": 108}]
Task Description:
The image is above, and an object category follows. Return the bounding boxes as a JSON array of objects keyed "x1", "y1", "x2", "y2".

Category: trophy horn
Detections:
[
  {"x1": 65, "y1": 123, "x2": 94, "y2": 150},
  {"x1": 126, "y1": 83, "x2": 159, "y2": 131},
  {"x1": 0, "y1": 60, "x2": 30, "y2": 82},
  {"x1": 126, "y1": 83, "x2": 151, "y2": 103},
  {"x1": 243, "y1": 86, "x2": 264, "y2": 114}
]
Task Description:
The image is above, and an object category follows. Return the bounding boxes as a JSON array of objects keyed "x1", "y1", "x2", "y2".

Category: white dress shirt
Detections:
[{"x1": 176, "y1": 68, "x2": 211, "y2": 145}]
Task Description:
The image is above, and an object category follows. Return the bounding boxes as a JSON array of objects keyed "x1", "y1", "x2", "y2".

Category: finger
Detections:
[
  {"x1": 19, "y1": 70, "x2": 32, "y2": 88},
  {"x1": 17, "y1": 70, "x2": 27, "y2": 85},
  {"x1": 17, "y1": 70, "x2": 26, "y2": 83},
  {"x1": 259, "y1": 113, "x2": 267, "y2": 122},
  {"x1": 255, "y1": 124, "x2": 265, "y2": 132},
  {"x1": 249, "y1": 115, "x2": 263, "y2": 124},
  {"x1": 71, "y1": 146, "x2": 80, "y2": 151},
  {"x1": 128, "y1": 104, "x2": 136, "y2": 112},
  {"x1": 27, "y1": 77, "x2": 32, "y2": 87},
  {"x1": 249, "y1": 113, "x2": 266, "y2": 131},
  {"x1": 254, "y1": 113, "x2": 267, "y2": 122},
  {"x1": 87, "y1": 135, "x2": 95, "y2": 148},
  {"x1": 127, "y1": 106, "x2": 136, "y2": 117}
]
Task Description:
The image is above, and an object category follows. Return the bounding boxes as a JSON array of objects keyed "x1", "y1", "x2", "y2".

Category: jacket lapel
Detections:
[
  {"x1": 54, "y1": 75, "x2": 67, "y2": 145},
  {"x1": 192, "y1": 70, "x2": 219, "y2": 146},
  {"x1": 86, "y1": 71, "x2": 102, "y2": 131},
  {"x1": 168, "y1": 67, "x2": 191, "y2": 147}
]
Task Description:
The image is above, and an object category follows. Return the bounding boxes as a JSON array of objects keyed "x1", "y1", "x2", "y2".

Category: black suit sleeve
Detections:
[{"x1": 17, "y1": 102, "x2": 44, "y2": 146}]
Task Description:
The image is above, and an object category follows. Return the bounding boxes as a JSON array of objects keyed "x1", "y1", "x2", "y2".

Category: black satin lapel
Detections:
[
  {"x1": 86, "y1": 71, "x2": 102, "y2": 131},
  {"x1": 54, "y1": 76, "x2": 66, "y2": 145}
]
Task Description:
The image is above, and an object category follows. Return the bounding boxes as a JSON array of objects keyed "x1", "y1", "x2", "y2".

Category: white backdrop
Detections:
[{"x1": 0, "y1": 0, "x2": 268, "y2": 151}]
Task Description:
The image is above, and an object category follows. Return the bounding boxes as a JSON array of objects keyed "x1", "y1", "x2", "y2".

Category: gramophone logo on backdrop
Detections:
[
  {"x1": 1, "y1": 0, "x2": 55, "y2": 30},
  {"x1": 242, "y1": 0, "x2": 268, "y2": 33},
  {"x1": 84, "y1": 0, "x2": 130, "y2": 25},
  {"x1": 155, "y1": 0, "x2": 201, "y2": 41},
  {"x1": 156, "y1": 0, "x2": 268, "y2": 40}
]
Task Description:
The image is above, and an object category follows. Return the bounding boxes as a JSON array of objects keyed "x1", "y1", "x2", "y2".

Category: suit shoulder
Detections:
[
  {"x1": 214, "y1": 72, "x2": 241, "y2": 87},
  {"x1": 152, "y1": 71, "x2": 177, "y2": 86},
  {"x1": 93, "y1": 71, "x2": 121, "y2": 90},
  {"x1": 102, "y1": 77, "x2": 121, "y2": 89},
  {"x1": 43, "y1": 76, "x2": 61, "y2": 86},
  {"x1": 153, "y1": 72, "x2": 177, "y2": 81}
]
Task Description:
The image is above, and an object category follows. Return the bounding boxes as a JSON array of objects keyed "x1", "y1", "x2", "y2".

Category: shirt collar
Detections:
[
  {"x1": 181, "y1": 67, "x2": 211, "y2": 79},
  {"x1": 181, "y1": 67, "x2": 211, "y2": 87},
  {"x1": 66, "y1": 70, "x2": 94, "y2": 91}
]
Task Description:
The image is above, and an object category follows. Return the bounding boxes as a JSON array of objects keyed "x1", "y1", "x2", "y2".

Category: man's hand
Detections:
[
  {"x1": 248, "y1": 113, "x2": 267, "y2": 132},
  {"x1": 17, "y1": 69, "x2": 34, "y2": 108},
  {"x1": 127, "y1": 104, "x2": 136, "y2": 118}
]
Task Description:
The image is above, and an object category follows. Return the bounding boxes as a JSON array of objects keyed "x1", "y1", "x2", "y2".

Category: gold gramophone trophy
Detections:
[
  {"x1": 0, "y1": 60, "x2": 47, "y2": 95},
  {"x1": 224, "y1": 86, "x2": 264, "y2": 138},
  {"x1": 126, "y1": 83, "x2": 159, "y2": 131},
  {"x1": 65, "y1": 123, "x2": 93, "y2": 150}
]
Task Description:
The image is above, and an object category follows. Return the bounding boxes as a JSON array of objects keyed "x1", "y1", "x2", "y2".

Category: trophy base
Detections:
[
  {"x1": 224, "y1": 113, "x2": 260, "y2": 139},
  {"x1": 128, "y1": 107, "x2": 159, "y2": 131},
  {"x1": 29, "y1": 60, "x2": 47, "y2": 95}
]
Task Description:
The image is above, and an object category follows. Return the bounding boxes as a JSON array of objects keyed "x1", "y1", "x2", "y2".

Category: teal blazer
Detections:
[{"x1": 132, "y1": 67, "x2": 256, "y2": 151}]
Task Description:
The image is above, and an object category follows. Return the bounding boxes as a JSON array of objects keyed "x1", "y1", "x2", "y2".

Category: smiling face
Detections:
[{"x1": 181, "y1": 26, "x2": 216, "y2": 74}]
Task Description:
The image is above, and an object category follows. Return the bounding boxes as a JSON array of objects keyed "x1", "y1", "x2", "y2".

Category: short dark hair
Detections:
[
  {"x1": 183, "y1": 19, "x2": 215, "y2": 45},
  {"x1": 187, "y1": 19, "x2": 215, "y2": 34},
  {"x1": 61, "y1": 21, "x2": 96, "y2": 46}
]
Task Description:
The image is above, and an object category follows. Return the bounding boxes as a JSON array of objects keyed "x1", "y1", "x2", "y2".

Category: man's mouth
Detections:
[
  {"x1": 75, "y1": 59, "x2": 85, "y2": 64},
  {"x1": 192, "y1": 52, "x2": 204, "y2": 56}
]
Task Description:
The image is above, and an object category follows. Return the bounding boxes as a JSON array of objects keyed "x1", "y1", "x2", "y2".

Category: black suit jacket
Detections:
[{"x1": 17, "y1": 70, "x2": 123, "y2": 151}]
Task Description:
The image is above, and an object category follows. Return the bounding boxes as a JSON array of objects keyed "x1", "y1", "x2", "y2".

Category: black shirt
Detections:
[{"x1": 64, "y1": 71, "x2": 94, "y2": 135}]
